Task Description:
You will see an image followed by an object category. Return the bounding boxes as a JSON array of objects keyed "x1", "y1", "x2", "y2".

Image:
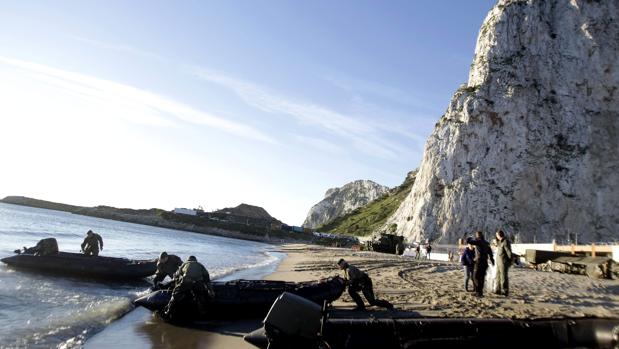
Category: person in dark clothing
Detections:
[
  {"x1": 469, "y1": 232, "x2": 494, "y2": 297},
  {"x1": 460, "y1": 242, "x2": 475, "y2": 291},
  {"x1": 153, "y1": 252, "x2": 183, "y2": 287},
  {"x1": 81, "y1": 230, "x2": 103, "y2": 256},
  {"x1": 415, "y1": 244, "x2": 421, "y2": 259},
  {"x1": 425, "y1": 244, "x2": 432, "y2": 260},
  {"x1": 495, "y1": 230, "x2": 513, "y2": 296},
  {"x1": 162, "y1": 256, "x2": 214, "y2": 322},
  {"x1": 337, "y1": 259, "x2": 394, "y2": 311}
]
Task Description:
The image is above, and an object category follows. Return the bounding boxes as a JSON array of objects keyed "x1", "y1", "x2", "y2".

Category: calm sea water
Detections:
[{"x1": 0, "y1": 203, "x2": 282, "y2": 348}]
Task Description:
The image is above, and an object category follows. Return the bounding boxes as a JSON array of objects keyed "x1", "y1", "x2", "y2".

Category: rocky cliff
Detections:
[
  {"x1": 387, "y1": 0, "x2": 618, "y2": 243},
  {"x1": 303, "y1": 180, "x2": 390, "y2": 229},
  {"x1": 317, "y1": 171, "x2": 417, "y2": 236}
]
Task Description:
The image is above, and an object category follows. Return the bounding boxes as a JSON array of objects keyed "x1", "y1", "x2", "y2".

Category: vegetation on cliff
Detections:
[{"x1": 316, "y1": 171, "x2": 416, "y2": 237}]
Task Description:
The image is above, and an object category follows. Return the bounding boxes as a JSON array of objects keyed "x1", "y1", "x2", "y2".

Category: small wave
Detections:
[
  {"x1": 211, "y1": 251, "x2": 283, "y2": 280},
  {"x1": 2, "y1": 297, "x2": 134, "y2": 349}
]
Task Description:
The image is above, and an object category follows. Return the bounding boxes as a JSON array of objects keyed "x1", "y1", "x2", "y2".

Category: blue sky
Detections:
[{"x1": 0, "y1": 0, "x2": 495, "y2": 225}]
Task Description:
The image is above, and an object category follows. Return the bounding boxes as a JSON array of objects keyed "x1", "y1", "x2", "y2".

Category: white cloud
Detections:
[
  {"x1": 71, "y1": 35, "x2": 169, "y2": 63},
  {"x1": 323, "y1": 74, "x2": 440, "y2": 112},
  {"x1": 296, "y1": 135, "x2": 346, "y2": 155},
  {"x1": 0, "y1": 56, "x2": 276, "y2": 144},
  {"x1": 192, "y1": 68, "x2": 406, "y2": 159}
]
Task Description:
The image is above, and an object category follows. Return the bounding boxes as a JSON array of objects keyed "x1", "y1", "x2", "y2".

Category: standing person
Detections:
[
  {"x1": 425, "y1": 243, "x2": 432, "y2": 260},
  {"x1": 470, "y1": 232, "x2": 494, "y2": 297},
  {"x1": 495, "y1": 230, "x2": 513, "y2": 296},
  {"x1": 153, "y1": 252, "x2": 183, "y2": 287},
  {"x1": 337, "y1": 259, "x2": 393, "y2": 311},
  {"x1": 163, "y1": 256, "x2": 215, "y2": 322},
  {"x1": 81, "y1": 230, "x2": 103, "y2": 256},
  {"x1": 415, "y1": 244, "x2": 421, "y2": 259},
  {"x1": 460, "y1": 241, "x2": 475, "y2": 291}
]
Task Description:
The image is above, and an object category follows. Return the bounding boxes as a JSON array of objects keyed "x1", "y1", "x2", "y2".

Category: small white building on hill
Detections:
[{"x1": 174, "y1": 208, "x2": 197, "y2": 216}]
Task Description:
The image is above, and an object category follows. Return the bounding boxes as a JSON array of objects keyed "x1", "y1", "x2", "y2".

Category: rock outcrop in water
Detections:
[
  {"x1": 387, "y1": 0, "x2": 619, "y2": 243},
  {"x1": 303, "y1": 180, "x2": 389, "y2": 229}
]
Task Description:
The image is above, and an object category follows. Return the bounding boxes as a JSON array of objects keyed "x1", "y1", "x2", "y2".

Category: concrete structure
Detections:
[
  {"x1": 513, "y1": 243, "x2": 619, "y2": 262},
  {"x1": 173, "y1": 208, "x2": 197, "y2": 216}
]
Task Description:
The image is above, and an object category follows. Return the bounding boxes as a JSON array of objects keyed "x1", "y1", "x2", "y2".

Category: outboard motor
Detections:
[{"x1": 245, "y1": 292, "x2": 324, "y2": 349}]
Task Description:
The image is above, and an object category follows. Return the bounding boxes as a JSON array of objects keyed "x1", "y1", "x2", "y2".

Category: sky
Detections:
[{"x1": 0, "y1": 0, "x2": 495, "y2": 225}]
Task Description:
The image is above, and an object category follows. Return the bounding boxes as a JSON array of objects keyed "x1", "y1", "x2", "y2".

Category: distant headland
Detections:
[{"x1": 0, "y1": 196, "x2": 324, "y2": 244}]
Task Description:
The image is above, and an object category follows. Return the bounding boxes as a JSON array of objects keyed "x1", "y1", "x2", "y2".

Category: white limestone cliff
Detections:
[
  {"x1": 303, "y1": 180, "x2": 390, "y2": 229},
  {"x1": 387, "y1": 0, "x2": 618, "y2": 243}
]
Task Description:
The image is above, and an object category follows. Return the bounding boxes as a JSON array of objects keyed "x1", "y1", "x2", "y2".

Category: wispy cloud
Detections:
[
  {"x1": 0, "y1": 56, "x2": 276, "y2": 144},
  {"x1": 347, "y1": 97, "x2": 434, "y2": 149},
  {"x1": 58, "y1": 37, "x2": 428, "y2": 158},
  {"x1": 296, "y1": 135, "x2": 346, "y2": 155},
  {"x1": 71, "y1": 36, "x2": 168, "y2": 63},
  {"x1": 192, "y1": 68, "x2": 406, "y2": 159},
  {"x1": 323, "y1": 74, "x2": 440, "y2": 113}
]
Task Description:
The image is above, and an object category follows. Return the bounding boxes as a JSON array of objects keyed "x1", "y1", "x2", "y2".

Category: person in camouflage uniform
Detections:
[
  {"x1": 337, "y1": 258, "x2": 393, "y2": 311},
  {"x1": 163, "y1": 255, "x2": 215, "y2": 322},
  {"x1": 153, "y1": 251, "x2": 183, "y2": 287},
  {"x1": 81, "y1": 230, "x2": 103, "y2": 256}
]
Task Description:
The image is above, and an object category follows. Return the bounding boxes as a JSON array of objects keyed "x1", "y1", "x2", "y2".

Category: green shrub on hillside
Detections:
[{"x1": 317, "y1": 171, "x2": 416, "y2": 237}]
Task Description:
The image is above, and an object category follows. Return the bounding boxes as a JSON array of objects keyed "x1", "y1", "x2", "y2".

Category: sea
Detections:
[{"x1": 0, "y1": 202, "x2": 283, "y2": 348}]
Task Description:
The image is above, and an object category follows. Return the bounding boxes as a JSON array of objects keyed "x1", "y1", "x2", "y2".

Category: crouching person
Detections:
[
  {"x1": 153, "y1": 252, "x2": 183, "y2": 289},
  {"x1": 162, "y1": 255, "x2": 215, "y2": 322},
  {"x1": 337, "y1": 258, "x2": 393, "y2": 311}
]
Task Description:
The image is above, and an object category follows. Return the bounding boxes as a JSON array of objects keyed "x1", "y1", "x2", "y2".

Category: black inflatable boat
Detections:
[
  {"x1": 134, "y1": 276, "x2": 345, "y2": 318},
  {"x1": 1, "y1": 252, "x2": 157, "y2": 280},
  {"x1": 244, "y1": 292, "x2": 619, "y2": 349}
]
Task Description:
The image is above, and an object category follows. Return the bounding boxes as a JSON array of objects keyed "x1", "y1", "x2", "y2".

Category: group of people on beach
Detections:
[
  {"x1": 14, "y1": 227, "x2": 514, "y2": 322},
  {"x1": 81, "y1": 232, "x2": 217, "y2": 322},
  {"x1": 460, "y1": 230, "x2": 514, "y2": 297},
  {"x1": 413, "y1": 242, "x2": 432, "y2": 260},
  {"x1": 153, "y1": 251, "x2": 216, "y2": 321}
]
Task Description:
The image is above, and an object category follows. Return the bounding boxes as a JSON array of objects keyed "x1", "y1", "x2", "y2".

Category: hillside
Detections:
[
  {"x1": 215, "y1": 203, "x2": 276, "y2": 221},
  {"x1": 317, "y1": 171, "x2": 416, "y2": 236},
  {"x1": 303, "y1": 180, "x2": 389, "y2": 229},
  {"x1": 0, "y1": 196, "x2": 302, "y2": 243}
]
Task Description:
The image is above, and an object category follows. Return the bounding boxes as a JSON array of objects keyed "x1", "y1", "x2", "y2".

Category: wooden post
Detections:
[{"x1": 591, "y1": 243, "x2": 596, "y2": 257}]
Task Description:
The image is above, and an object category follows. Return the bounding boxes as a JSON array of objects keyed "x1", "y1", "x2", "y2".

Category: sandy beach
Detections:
[{"x1": 86, "y1": 244, "x2": 619, "y2": 348}]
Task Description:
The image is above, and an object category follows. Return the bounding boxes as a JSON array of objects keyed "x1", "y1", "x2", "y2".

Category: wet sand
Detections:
[
  {"x1": 85, "y1": 307, "x2": 260, "y2": 348},
  {"x1": 85, "y1": 244, "x2": 619, "y2": 348}
]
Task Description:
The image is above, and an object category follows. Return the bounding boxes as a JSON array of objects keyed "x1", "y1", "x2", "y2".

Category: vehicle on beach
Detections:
[
  {"x1": 1, "y1": 252, "x2": 157, "y2": 281},
  {"x1": 366, "y1": 233, "x2": 405, "y2": 255}
]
